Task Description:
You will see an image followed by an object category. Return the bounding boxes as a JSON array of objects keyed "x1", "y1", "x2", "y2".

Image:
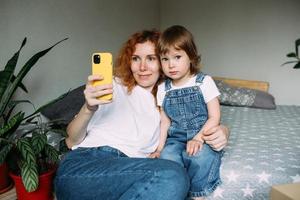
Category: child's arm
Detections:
[
  {"x1": 149, "y1": 108, "x2": 170, "y2": 158},
  {"x1": 194, "y1": 97, "x2": 220, "y2": 140},
  {"x1": 186, "y1": 97, "x2": 220, "y2": 156}
]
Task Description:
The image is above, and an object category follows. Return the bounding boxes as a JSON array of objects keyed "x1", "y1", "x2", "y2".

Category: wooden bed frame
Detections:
[{"x1": 213, "y1": 76, "x2": 269, "y2": 92}]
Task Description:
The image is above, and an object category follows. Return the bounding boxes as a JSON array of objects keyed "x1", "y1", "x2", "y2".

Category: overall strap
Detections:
[
  {"x1": 164, "y1": 78, "x2": 172, "y2": 91},
  {"x1": 195, "y1": 72, "x2": 206, "y2": 84}
]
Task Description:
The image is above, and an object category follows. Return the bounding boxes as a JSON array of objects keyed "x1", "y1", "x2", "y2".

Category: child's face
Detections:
[{"x1": 160, "y1": 47, "x2": 191, "y2": 86}]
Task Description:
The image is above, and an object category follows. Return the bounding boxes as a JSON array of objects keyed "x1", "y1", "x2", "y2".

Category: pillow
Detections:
[
  {"x1": 215, "y1": 80, "x2": 276, "y2": 109},
  {"x1": 41, "y1": 85, "x2": 85, "y2": 124}
]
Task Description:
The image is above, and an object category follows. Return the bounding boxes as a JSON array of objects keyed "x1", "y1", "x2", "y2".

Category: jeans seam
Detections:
[
  {"x1": 207, "y1": 152, "x2": 221, "y2": 182},
  {"x1": 58, "y1": 170, "x2": 154, "y2": 178}
]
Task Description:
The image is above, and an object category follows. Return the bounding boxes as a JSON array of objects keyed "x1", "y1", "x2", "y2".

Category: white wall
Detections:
[
  {"x1": 1, "y1": 0, "x2": 299, "y2": 110},
  {"x1": 160, "y1": 0, "x2": 300, "y2": 105},
  {"x1": 0, "y1": 0, "x2": 160, "y2": 113}
]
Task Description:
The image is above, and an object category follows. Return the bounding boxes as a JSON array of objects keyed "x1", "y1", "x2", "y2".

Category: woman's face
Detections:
[{"x1": 130, "y1": 41, "x2": 160, "y2": 91}]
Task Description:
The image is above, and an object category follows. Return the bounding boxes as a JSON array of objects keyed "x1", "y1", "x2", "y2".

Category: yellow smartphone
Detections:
[{"x1": 92, "y1": 52, "x2": 113, "y2": 100}]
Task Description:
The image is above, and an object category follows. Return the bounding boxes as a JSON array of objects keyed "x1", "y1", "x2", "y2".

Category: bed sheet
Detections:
[{"x1": 207, "y1": 105, "x2": 300, "y2": 199}]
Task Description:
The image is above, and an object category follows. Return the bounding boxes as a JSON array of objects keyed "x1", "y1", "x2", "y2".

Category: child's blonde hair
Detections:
[{"x1": 158, "y1": 25, "x2": 201, "y2": 75}]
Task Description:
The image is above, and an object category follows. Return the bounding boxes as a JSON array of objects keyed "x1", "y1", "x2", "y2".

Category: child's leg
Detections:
[
  {"x1": 182, "y1": 144, "x2": 222, "y2": 198},
  {"x1": 160, "y1": 139, "x2": 185, "y2": 167}
]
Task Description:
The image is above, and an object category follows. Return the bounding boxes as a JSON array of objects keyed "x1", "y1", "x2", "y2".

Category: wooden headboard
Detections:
[{"x1": 213, "y1": 77, "x2": 269, "y2": 92}]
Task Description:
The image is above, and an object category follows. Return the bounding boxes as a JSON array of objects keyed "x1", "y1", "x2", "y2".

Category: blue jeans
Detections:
[
  {"x1": 161, "y1": 140, "x2": 222, "y2": 197},
  {"x1": 54, "y1": 146, "x2": 190, "y2": 200}
]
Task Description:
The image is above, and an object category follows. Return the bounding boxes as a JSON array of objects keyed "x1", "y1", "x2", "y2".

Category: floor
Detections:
[
  {"x1": 0, "y1": 187, "x2": 16, "y2": 200},
  {"x1": 0, "y1": 187, "x2": 57, "y2": 200}
]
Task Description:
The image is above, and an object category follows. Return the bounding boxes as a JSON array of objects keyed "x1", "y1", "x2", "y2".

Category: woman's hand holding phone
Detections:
[
  {"x1": 92, "y1": 53, "x2": 113, "y2": 100},
  {"x1": 84, "y1": 74, "x2": 113, "y2": 112}
]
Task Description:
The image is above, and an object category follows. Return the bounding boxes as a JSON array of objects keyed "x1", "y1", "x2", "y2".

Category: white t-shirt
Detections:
[
  {"x1": 157, "y1": 75, "x2": 220, "y2": 106},
  {"x1": 72, "y1": 78, "x2": 160, "y2": 158}
]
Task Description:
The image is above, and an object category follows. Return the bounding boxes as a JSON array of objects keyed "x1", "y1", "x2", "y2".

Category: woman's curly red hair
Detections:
[{"x1": 114, "y1": 29, "x2": 162, "y2": 94}]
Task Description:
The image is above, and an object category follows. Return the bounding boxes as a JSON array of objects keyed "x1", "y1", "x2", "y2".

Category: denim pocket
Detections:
[{"x1": 163, "y1": 98, "x2": 185, "y2": 120}]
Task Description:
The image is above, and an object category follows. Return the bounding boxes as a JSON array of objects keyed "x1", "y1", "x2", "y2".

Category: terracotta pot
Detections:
[
  {"x1": 9, "y1": 166, "x2": 56, "y2": 200},
  {"x1": 0, "y1": 162, "x2": 13, "y2": 194}
]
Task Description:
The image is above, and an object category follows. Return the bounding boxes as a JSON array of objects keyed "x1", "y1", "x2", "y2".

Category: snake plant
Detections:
[{"x1": 0, "y1": 37, "x2": 68, "y2": 192}]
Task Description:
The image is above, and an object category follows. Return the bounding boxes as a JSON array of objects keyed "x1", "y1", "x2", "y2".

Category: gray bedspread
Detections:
[{"x1": 207, "y1": 105, "x2": 300, "y2": 200}]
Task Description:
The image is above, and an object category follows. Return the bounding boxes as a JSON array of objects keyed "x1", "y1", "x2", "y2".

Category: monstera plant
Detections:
[
  {"x1": 282, "y1": 38, "x2": 300, "y2": 69},
  {"x1": 0, "y1": 37, "x2": 68, "y2": 195}
]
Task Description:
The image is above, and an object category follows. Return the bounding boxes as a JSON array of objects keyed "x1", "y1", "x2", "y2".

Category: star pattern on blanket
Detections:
[
  {"x1": 241, "y1": 184, "x2": 255, "y2": 197},
  {"x1": 257, "y1": 171, "x2": 271, "y2": 184},
  {"x1": 226, "y1": 170, "x2": 239, "y2": 183},
  {"x1": 291, "y1": 174, "x2": 300, "y2": 183},
  {"x1": 275, "y1": 167, "x2": 286, "y2": 171},
  {"x1": 213, "y1": 187, "x2": 225, "y2": 198},
  {"x1": 206, "y1": 106, "x2": 300, "y2": 200}
]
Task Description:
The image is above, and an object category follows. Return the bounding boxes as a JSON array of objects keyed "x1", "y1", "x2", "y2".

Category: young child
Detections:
[{"x1": 149, "y1": 25, "x2": 222, "y2": 199}]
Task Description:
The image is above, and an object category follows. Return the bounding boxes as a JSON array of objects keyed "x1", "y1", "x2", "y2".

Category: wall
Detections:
[
  {"x1": 160, "y1": 0, "x2": 300, "y2": 105},
  {"x1": 0, "y1": 0, "x2": 160, "y2": 113},
  {"x1": 1, "y1": 0, "x2": 299, "y2": 108}
]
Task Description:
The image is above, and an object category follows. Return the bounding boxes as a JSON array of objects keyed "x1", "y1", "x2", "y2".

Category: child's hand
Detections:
[
  {"x1": 149, "y1": 151, "x2": 161, "y2": 158},
  {"x1": 186, "y1": 139, "x2": 204, "y2": 156}
]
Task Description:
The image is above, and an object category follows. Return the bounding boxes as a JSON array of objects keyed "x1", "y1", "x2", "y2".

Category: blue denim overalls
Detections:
[{"x1": 160, "y1": 72, "x2": 222, "y2": 198}]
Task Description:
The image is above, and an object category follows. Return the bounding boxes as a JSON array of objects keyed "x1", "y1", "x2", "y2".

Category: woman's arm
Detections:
[
  {"x1": 202, "y1": 125, "x2": 230, "y2": 151},
  {"x1": 157, "y1": 108, "x2": 170, "y2": 151},
  {"x1": 65, "y1": 103, "x2": 96, "y2": 148},
  {"x1": 66, "y1": 74, "x2": 113, "y2": 148}
]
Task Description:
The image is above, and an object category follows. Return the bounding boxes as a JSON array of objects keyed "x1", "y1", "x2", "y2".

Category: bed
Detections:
[
  {"x1": 41, "y1": 77, "x2": 300, "y2": 200},
  {"x1": 205, "y1": 77, "x2": 300, "y2": 200}
]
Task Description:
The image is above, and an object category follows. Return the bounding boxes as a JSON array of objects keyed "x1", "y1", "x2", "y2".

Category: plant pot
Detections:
[
  {"x1": 9, "y1": 166, "x2": 56, "y2": 200},
  {"x1": 0, "y1": 162, "x2": 13, "y2": 194}
]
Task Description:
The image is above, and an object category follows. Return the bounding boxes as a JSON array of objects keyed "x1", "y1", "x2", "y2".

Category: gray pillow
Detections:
[
  {"x1": 41, "y1": 85, "x2": 85, "y2": 124},
  {"x1": 215, "y1": 80, "x2": 276, "y2": 109}
]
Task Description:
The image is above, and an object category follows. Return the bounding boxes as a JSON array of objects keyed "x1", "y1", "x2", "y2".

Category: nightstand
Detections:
[{"x1": 270, "y1": 183, "x2": 300, "y2": 200}]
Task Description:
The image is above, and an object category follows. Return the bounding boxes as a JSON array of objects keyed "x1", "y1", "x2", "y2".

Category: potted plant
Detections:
[
  {"x1": 281, "y1": 38, "x2": 300, "y2": 69},
  {"x1": 0, "y1": 160, "x2": 12, "y2": 194},
  {"x1": 8, "y1": 114, "x2": 67, "y2": 200},
  {"x1": 0, "y1": 37, "x2": 68, "y2": 199}
]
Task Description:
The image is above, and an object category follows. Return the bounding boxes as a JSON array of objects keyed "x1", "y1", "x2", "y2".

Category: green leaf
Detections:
[
  {"x1": 21, "y1": 161, "x2": 39, "y2": 192},
  {"x1": 17, "y1": 137, "x2": 36, "y2": 166},
  {"x1": 286, "y1": 52, "x2": 297, "y2": 58},
  {"x1": 0, "y1": 112, "x2": 24, "y2": 137},
  {"x1": 0, "y1": 38, "x2": 26, "y2": 102},
  {"x1": 293, "y1": 62, "x2": 300, "y2": 69},
  {"x1": 5, "y1": 100, "x2": 31, "y2": 122},
  {"x1": 24, "y1": 90, "x2": 69, "y2": 120},
  {"x1": 295, "y1": 38, "x2": 300, "y2": 57},
  {"x1": 10, "y1": 75, "x2": 28, "y2": 93},
  {"x1": 0, "y1": 72, "x2": 28, "y2": 95},
  {"x1": 0, "y1": 144, "x2": 13, "y2": 164},
  {"x1": 49, "y1": 128, "x2": 67, "y2": 137},
  {"x1": 281, "y1": 61, "x2": 298, "y2": 66},
  {"x1": 31, "y1": 133, "x2": 47, "y2": 155},
  {"x1": 0, "y1": 38, "x2": 68, "y2": 116},
  {"x1": 44, "y1": 144, "x2": 59, "y2": 163}
]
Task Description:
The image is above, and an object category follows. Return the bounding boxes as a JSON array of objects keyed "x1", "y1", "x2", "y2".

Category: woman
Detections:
[{"x1": 54, "y1": 29, "x2": 229, "y2": 200}]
